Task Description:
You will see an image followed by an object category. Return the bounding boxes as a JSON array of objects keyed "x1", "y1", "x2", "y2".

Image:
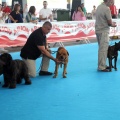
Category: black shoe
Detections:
[
  {"x1": 100, "y1": 69, "x2": 110, "y2": 72},
  {"x1": 106, "y1": 66, "x2": 110, "y2": 69},
  {"x1": 39, "y1": 71, "x2": 53, "y2": 76}
]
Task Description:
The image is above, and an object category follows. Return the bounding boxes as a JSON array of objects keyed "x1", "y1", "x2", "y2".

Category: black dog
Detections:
[
  {"x1": 107, "y1": 42, "x2": 120, "y2": 71},
  {"x1": 0, "y1": 53, "x2": 31, "y2": 89}
]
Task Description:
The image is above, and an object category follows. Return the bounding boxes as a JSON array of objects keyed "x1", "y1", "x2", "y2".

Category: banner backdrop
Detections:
[{"x1": 0, "y1": 20, "x2": 120, "y2": 47}]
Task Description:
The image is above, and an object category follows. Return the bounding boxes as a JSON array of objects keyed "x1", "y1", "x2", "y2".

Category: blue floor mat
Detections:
[{"x1": 0, "y1": 42, "x2": 120, "y2": 120}]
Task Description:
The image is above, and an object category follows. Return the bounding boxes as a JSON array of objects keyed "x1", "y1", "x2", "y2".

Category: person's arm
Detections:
[
  {"x1": 0, "y1": 12, "x2": 4, "y2": 19},
  {"x1": 115, "y1": 6, "x2": 117, "y2": 16},
  {"x1": 48, "y1": 14, "x2": 53, "y2": 22},
  {"x1": 30, "y1": 20, "x2": 38, "y2": 24},
  {"x1": 37, "y1": 45, "x2": 56, "y2": 62},
  {"x1": 81, "y1": 11, "x2": 85, "y2": 17},
  {"x1": 23, "y1": 4, "x2": 27, "y2": 13},
  {"x1": 39, "y1": 15, "x2": 47, "y2": 20},
  {"x1": 72, "y1": 12, "x2": 75, "y2": 21},
  {"x1": 26, "y1": 13, "x2": 37, "y2": 23},
  {"x1": 85, "y1": 8, "x2": 87, "y2": 15},
  {"x1": 106, "y1": 8, "x2": 116, "y2": 27},
  {"x1": 107, "y1": 19, "x2": 116, "y2": 27},
  {"x1": 47, "y1": 9, "x2": 53, "y2": 22},
  {"x1": 9, "y1": 14, "x2": 18, "y2": 23},
  {"x1": 39, "y1": 10, "x2": 47, "y2": 20}
]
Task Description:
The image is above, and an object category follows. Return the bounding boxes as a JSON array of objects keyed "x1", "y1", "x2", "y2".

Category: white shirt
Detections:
[
  {"x1": 92, "y1": 9, "x2": 96, "y2": 20},
  {"x1": 39, "y1": 8, "x2": 52, "y2": 22},
  {"x1": 23, "y1": 8, "x2": 28, "y2": 18}
]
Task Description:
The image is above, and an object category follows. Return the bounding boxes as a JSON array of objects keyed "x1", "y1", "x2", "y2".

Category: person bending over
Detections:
[{"x1": 20, "y1": 21, "x2": 60, "y2": 77}]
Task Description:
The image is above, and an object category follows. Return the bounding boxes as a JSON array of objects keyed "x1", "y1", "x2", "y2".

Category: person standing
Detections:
[
  {"x1": 23, "y1": 4, "x2": 28, "y2": 19},
  {"x1": 95, "y1": 0, "x2": 116, "y2": 72},
  {"x1": 118, "y1": 9, "x2": 120, "y2": 18},
  {"x1": 39, "y1": 1, "x2": 53, "y2": 22},
  {"x1": 91, "y1": 5, "x2": 96, "y2": 20},
  {"x1": 109, "y1": 1, "x2": 117, "y2": 18},
  {"x1": 81, "y1": 3, "x2": 87, "y2": 16},
  {"x1": 20, "y1": 21, "x2": 61, "y2": 77},
  {"x1": 72, "y1": 6, "x2": 86, "y2": 21}
]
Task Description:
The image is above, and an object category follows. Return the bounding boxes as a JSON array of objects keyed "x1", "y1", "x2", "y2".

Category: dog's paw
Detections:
[
  {"x1": 25, "y1": 80, "x2": 32, "y2": 85},
  {"x1": 115, "y1": 68, "x2": 118, "y2": 71},
  {"x1": 17, "y1": 80, "x2": 22, "y2": 84},
  {"x1": 2, "y1": 84, "x2": 9, "y2": 88},
  {"x1": 9, "y1": 85, "x2": 16, "y2": 89},
  {"x1": 53, "y1": 75, "x2": 57, "y2": 78},
  {"x1": 63, "y1": 76, "x2": 67, "y2": 78},
  {"x1": 109, "y1": 69, "x2": 112, "y2": 72}
]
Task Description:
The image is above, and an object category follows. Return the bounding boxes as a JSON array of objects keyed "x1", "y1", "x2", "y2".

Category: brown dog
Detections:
[{"x1": 53, "y1": 47, "x2": 69, "y2": 78}]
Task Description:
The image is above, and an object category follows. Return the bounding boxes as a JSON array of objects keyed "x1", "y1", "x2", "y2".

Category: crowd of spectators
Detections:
[
  {"x1": 0, "y1": 1, "x2": 52, "y2": 24},
  {"x1": 0, "y1": 1, "x2": 119, "y2": 24}
]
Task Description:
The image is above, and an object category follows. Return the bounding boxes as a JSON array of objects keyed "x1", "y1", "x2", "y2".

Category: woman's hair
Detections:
[
  {"x1": 14, "y1": 4, "x2": 21, "y2": 12},
  {"x1": 29, "y1": 6, "x2": 36, "y2": 15},
  {"x1": 75, "y1": 6, "x2": 83, "y2": 13}
]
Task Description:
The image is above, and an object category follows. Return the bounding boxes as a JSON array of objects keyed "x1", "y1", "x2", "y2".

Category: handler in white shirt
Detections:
[{"x1": 39, "y1": 1, "x2": 53, "y2": 22}]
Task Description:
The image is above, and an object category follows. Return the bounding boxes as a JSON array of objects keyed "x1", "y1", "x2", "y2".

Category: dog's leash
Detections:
[
  {"x1": 109, "y1": 27, "x2": 117, "y2": 46},
  {"x1": 36, "y1": 50, "x2": 58, "y2": 73},
  {"x1": 109, "y1": 37, "x2": 114, "y2": 46},
  {"x1": 51, "y1": 51, "x2": 58, "y2": 54}
]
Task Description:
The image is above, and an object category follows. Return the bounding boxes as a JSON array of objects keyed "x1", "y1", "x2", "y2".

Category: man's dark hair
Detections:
[
  {"x1": 43, "y1": 1, "x2": 47, "y2": 3},
  {"x1": 43, "y1": 21, "x2": 52, "y2": 27}
]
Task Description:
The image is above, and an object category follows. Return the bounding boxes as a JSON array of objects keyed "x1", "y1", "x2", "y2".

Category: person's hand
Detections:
[
  {"x1": 48, "y1": 15, "x2": 52, "y2": 19},
  {"x1": 54, "y1": 58, "x2": 63, "y2": 64},
  {"x1": 45, "y1": 16, "x2": 48, "y2": 20},
  {"x1": 14, "y1": 20, "x2": 18, "y2": 23},
  {"x1": 48, "y1": 15, "x2": 51, "y2": 19},
  {"x1": 111, "y1": 22, "x2": 117, "y2": 27},
  {"x1": 34, "y1": 20, "x2": 38, "y2": 24},
  {"x1": 6, "y1": 12, "x2": 9, "y2": 15}
]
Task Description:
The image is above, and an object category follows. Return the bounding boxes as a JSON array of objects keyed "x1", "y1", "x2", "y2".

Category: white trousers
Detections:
[
  {"x1": 96, "y1": 32, "x2": 109, "y2": 70},
  {"x1": 22, "y1": 54, "x2": 50, "y2": 77}
]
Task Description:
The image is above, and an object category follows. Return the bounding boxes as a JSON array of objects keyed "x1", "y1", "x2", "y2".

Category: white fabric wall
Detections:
[
  {"x1": 27, "y1": 0, "x2": 67, "y2": 10},
  {"x1": 84, "y1": 0, "x2": 120, "y2": 13},
  {"x1": 84, "y1": 0, "x2": 103, "y2": 13}
]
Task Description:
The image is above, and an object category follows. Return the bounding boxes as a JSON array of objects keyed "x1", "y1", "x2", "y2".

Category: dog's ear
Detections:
[
  {"x1": 3, "y1": 53, "x2": 13, "y2": 65},
  {"x1": 67, "y1": 51, "x2": 69, "y2": 56},
  {"x1": 7, "y1": 54, "x2": 12, "y2": 61}
]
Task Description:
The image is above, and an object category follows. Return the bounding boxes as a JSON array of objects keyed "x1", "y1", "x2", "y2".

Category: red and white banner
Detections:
[{"x1": 0, "y1": 20, "x2": 120, "y2": 47}]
